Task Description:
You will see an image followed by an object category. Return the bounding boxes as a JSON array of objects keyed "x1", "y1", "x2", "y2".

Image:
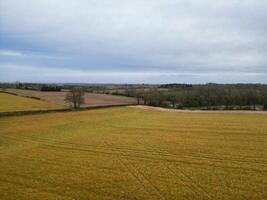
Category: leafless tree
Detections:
[{"x1": 65, "y1": 87, "x2": 85, "y2": 109}]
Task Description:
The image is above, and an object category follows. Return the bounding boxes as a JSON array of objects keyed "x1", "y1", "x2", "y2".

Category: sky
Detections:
[{"x1": 0, "y1": 0, "x2": 266, "y2": 84}]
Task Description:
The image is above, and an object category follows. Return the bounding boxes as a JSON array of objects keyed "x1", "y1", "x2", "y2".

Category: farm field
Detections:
[
  {"x1": 0, "y1": 107, "x2": 266, "y2": 200},
  {"x1": 0, "y1": 93, "x2": 65, "y2": 113},
  {"x1": 4, "y1": 89, "x2": 137, "y2": 107}
]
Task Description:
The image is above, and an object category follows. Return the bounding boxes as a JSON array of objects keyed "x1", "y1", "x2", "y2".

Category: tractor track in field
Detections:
[
  {"x1": 0, "y1": 171, "x2": 135, "y2": 200},
  {"x1": 2, "y1": 133, "x2": 266, "y2": 165},
  {"x1": 2, "y1": 133, "x2": 267, "y2": 169},
  {"x1": 0, "y1": 176, "x2": 75, "y2": 200},
  {"x1": 1, "y1": 136, "x2": 266, "y2": 199},
  {"x1": 135, "y1": 138, "x2": 213, "y2": 200},
  {"x1": 1, "y1": 142, "x2": 262, "y2": 198},
  {"x1": 97, "y1": 127, "x2": 167, "y2": 200},
  {"x1": 1, "y1": 134, "x2": 266, "y2": 177},
  {"x1": 12, "y1": 156, "x2": 127, "y2": 176},
  {"x1": 43, "y1": 144, "x2": 267, "y2": 173}
]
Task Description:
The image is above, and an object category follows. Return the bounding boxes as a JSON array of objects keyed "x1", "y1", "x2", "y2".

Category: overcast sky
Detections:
[{"x1": 0, "y1": 0, "x2": 266, "y2": 83}]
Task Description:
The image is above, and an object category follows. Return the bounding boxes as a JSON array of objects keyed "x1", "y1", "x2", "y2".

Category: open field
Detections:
[
  {"x1": 0, "y1": 93, "x2": 66, "y2": 113},
  {"x1": 4, "y1": 89, "x2": 137, "y2": 107},
  {"x1": 0, "y1": 107, "x2": 266, "y2": 199}
]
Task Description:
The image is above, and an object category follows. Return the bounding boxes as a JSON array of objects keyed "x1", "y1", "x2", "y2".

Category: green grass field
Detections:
[
  {"x1": 0, "y1": 93, "x2": 66, "y2": 112},
  {"x1": 0, "y1": 107, "x2": 266, "y2": 200}
]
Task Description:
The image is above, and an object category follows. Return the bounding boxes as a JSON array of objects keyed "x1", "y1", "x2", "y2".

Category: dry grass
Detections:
[
  {"x1": 5, "y1": 89, "x2": 137, "y2": 107},
  {"x1": 0, "y1": 93, "x2": 65, "y2": 112},
  {"x1": 0, "y1": 107, "x2": 266, "y2": 200}
]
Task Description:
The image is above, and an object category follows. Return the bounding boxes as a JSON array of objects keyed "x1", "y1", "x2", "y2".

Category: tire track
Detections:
[
  {"x1": 2, "y1": 133, "x2": 266, "y2": 166},
  {"x1": 0, "y1": 170, "x2": 136, "y2": 200},
  {"x1": 135, "y1": 137, "x2": 213, "y2": 200},
  {"x1": 98, "y1": 128, "x2": 167, "y2": 200},
  {"x1": 2, "y1": 134, "x2": 265, "y2": 174}
]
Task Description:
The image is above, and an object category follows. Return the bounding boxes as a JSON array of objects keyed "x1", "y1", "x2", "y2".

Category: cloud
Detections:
[
  {"x1": 0, "y1": 63, "x2": 266, "y2": 84},
  {"x1": 0, "y1": 0, "x2": 266, "y2": 83},
  {"x1": 0, "y1": 50, "x2": 25, "y2": 57}
]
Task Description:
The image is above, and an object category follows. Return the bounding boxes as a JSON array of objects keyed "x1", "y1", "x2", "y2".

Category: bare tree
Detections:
[
  {"x1": 65, "y1": 87, "x2": 85, "y2": 109},
  {"x1": 127, "y1": 88, "x2": 142, "y2": 105}
]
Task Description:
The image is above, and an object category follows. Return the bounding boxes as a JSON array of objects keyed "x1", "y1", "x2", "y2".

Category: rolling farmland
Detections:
[
  {"x1": 0, "y1": 93, "x2": 65, "y2": 112},
  {"x1": 4, "y1": 89, "x2": 137, "y2": 107},
  {"x1": 0, "y1": 107, "x2": 266, "y2": 200}
]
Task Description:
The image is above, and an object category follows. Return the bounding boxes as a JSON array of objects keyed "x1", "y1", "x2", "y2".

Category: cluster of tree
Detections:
[
  {"x1": 172, "y1": 87, "x2": 267, "y2": 110},
  {"x1": 125, "y1": 84, "x2": 267, "y2": 110},
  {"x1": 0, "y1": 82, "x2": 36, "y2": 90},
  {"x1": 0, "y1": 82, "x2": 63, "y2": 91},
  {"x1": 40, "y1": 85, "x2": 62, "y2": 91},
  {"x1": 122, "y1": 87, "x2": 165, "y2": 106},
  {"x1": 159, "y1": 83, "x2": 193, "y2": 89}
]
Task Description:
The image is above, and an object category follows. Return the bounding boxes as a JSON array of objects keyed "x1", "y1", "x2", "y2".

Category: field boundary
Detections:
[
  {"x1": 0, "y1": 103, "x2": 138, "y2": 118},
  {"x1": 130, "y1": 105, "x2": 267, "y2": 114},
  {"x1": 0, "y1": 90, "x2": 42, "y2": 100}
]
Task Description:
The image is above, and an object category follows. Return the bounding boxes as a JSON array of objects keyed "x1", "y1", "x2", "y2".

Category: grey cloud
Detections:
[
  {"x1": 0, "y1": 63, "x2": 266, "y2": 84},
  {"x1": 0, "y1": 0, "x2": 266, "y2": 83}
]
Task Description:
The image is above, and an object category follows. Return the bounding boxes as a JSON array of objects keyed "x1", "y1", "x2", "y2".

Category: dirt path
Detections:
[{"x1": 129, "y1": 105, "x2": 267, "y2": 114}]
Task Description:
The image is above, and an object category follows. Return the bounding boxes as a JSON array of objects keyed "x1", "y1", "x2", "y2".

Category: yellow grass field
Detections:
[
  {"x1": 0, "y1": 107, "x2": 266, "y2": 200},
  {"x1": 0, "y1": 93, "x2": 65, "y2": 112}
]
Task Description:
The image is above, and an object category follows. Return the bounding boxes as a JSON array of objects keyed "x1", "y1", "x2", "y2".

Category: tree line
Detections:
[
  {"x1": 1, "y1": 82, "x2": 266, "y2": 110},
  {"x1": 124, "y1": 84, "x2": 267, "y2": 110}
]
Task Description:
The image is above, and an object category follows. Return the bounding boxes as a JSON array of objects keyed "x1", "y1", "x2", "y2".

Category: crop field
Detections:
[
  {"x1": 0, "y1": 107, "x2": 266, "y2": 200},
  {"x1": 4, "y1": 89, "x2": 137, "y2": 107},
  {"x1": 0, "y1": 93, "x2": 65, "y2": 113}
]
